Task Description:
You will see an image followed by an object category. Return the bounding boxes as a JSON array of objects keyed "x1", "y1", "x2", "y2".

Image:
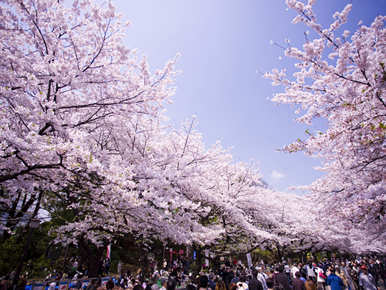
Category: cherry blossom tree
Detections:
[
  {"x1": 52, "y1": 115, "x2": 280, "y2": 275},
  {"x1": 0, "y1": 0, "x2": 187, "y2": 275},
  {"x1": 0, "y1": 0, "x2": 179, "y2": 233},
  {"x1": 264, "y1": 0, "x2": 386, "y2": 253}
]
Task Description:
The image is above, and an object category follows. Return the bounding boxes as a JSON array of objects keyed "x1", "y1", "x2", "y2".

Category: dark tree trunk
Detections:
[
  {"x1": 138, "y1": 242, "x2": 148, "y2": 281},
  {"x1": 276, "y1": 244, "x2": 283, "y2": 262},
  {"x1": 194, "y1": 247, "x2": 203, "y2": 276},
  {"x1": 77, "y1": 234, "x2": 107, "y2": 278},
  {"x1": 301, "y1": 251, "x2": 306, "y2": 264},
  {"x1": 212, "y1": 255, "x2": 221, "y2": 273}
]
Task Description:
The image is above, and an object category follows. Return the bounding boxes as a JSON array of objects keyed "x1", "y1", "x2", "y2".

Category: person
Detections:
[
  {"x1": 159, "y1": 278, "x2": 167, "y2": 290},
  {"x1": 267, "y1": 268, "x2": 275, "y2": 288},
  {"x1": 73, "y1": 273, "x2": 83, "y2": 289},
  {"x1": 120, "y1": 275, "x2": 129, "y2": 289},
  {"x1": 299, "y1": 264, "x2": 307, "y2": 281},
  {"x1": 199, "y1": 275, "x2": 209, "y2": 290},
  {"x1": 166, "y1": 279, "x2": 176, "y2": 290},
  {"x1": 380, "y1": 261, "x2": 386, "y2": 288},
  {"x1": 284, "y1": 262, "x2": 291, "y2": 282},
  {"x1": 348, "y1": 264, "x2": 359, "y2": 290},
  {"x1": 315, "y1": 265, "x2": 326, "y2": 290},
  {"x1": 305, "y1": 262, "x2": 316, "y2": 284},
  {"x1": 292, "y1": 272, "x2": 306, "y2": 290},
  {"x1": 274, "y1": 266, "x2": 290, "y2": 290},
  {"x1": 105, "y1": 259, "x2": 111, "y2": 274},
  {"x1": 326, "y1": 267, "x2": 343, "y2": 290},
  {"x1": 335, "y1": 266, "x2": 349, "y2": 290},
  {"x1": 231, "y1": 272, "x2": 240, "y2": 284},
  {"x1": 73, "y1": 259, "x2": 79, "y2": 271},
  {"x1": 106, "y1": 278, "x2": 115, "y2": 290},
  {"x1": 359, "y1": 266, "x2": 379, "y2": 290},
  {"x1": 341, "y1": 262, "x2": 355, "y2": 290},
  {"x1": 292, "y1": 264, "x2": 300, "y2": 279},
  {"x1": 249, "y1": 269, "x2": 264, "y2": 290},
  {"x1": 318, "y1": 262, "x2": 327, "y2": 278},
  {"x1": 48, "y1": 280, "x2": 56, "y2": 290},
  {"x1": 368, "y1": 261, "x2": 380, "y2": 285},
  {"x1": 85, "y1": 279, "x2": 98, "y2": 290},
  {"x1": 133, "y1": 285, "x2": 144, "y2": 290},
  {"x1": 48, "y1": 277, "x2": 61, "y2": 290},
  {"x1": 216, "y1": 280, "x2": 227, "y2": 290},
  {"x1": 273, "y1": 284, "x2": 284, "y2": 290},
  {"x1": 228, "y1": 283, "x2": 237, "y2": 290},
  {"x1": 16, "y1": 274, "x2": 28, "y2": 290},
  {"x1": 305, "y1": 280, "x2": 317, "y2": 290},
  {"x1": 237, "y1": 274, "x2": 248, "y2": 290},
  {"x1": 0, "y1": 275, "x2": 10, "y2": 290},
  {"x1": 208, "y1": 273, "x2": 216, "y2": 290},
  {"x1": 256, "y1": 267, "x2": 268, "y2": 290},
  {"x1": 128, "y1": 278, "x2": 137, "y2": 290},
  {"x1": 225, "y1": 270, "x2": 234, "y2": 288}
]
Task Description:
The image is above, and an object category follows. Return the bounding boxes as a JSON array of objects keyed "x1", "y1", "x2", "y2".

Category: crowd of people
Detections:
[
  {"x1": 115, "y1": 258, "x2": 386, "y2": 290},
  {"x1": 1, "y1": 257, "x2": 385, "y2": 290}
]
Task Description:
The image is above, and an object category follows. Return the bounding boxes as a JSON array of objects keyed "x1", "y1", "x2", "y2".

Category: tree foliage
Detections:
[{"x1": 265, "y1": 0, "x2": 386, "y2": 252}]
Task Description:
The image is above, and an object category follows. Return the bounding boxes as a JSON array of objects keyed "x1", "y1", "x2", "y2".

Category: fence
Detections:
[{"x1": 26, "y1": 277, "x2": 115, "y2": 290}]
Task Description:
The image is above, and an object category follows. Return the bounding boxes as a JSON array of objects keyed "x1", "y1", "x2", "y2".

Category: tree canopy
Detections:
[{"x1": 1, "y1": 0, "x2": 385, "y2": 277}]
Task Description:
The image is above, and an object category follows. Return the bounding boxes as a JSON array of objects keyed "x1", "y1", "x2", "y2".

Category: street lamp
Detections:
[{"x1": 13, "y1": 218, "x2": 41, "y2": 289}]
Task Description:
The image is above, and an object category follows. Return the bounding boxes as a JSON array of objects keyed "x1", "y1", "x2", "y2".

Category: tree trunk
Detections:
[
  {"x1": 77, "y1": 234, "x2": 107, "y2": 278},
  {"x1": 276, "y1": 244, "x2": 283, "y2": 262},
  {"x1": 138, "y1": 242, "x2": 148, "y2": 281},
  {"x1": 194, "y1": 247, "x2": 203, "y2": 276},
  {"x1": 212, "y1": 255, "x2": 221, "y2": 273}
]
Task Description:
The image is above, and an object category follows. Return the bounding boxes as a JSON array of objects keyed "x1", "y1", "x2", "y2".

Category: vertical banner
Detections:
[
  {"x1": 33, "y1": 283, "x2": 44, "y2": 290},
  {"x1": 247, "y1": 253, "x2": 252, "y2": 269},
  {"x1": 186, "y1": 246, "x2": 189, "y2": 258},
  {"x1": 204, "y1": 250, "x2": 209, "y2": 268},
  {"x1": 118, "y1": 261, "x2": 122, "y2": 274},
  {"x1": 106, "y1": 244, "x2": 111, "y2": 259},
  {"x1": 59, "y1": 282, "x2": 68, "y2": 290},
  {"x1": 81, "y1": 280, "x2": 89, "y2": 289},
  {"x1": 170, "y1": 248, "x2": 173, "y2": 263},
  {"x1": 193, "y1": 251, "x2": 196, "y2": 260}
]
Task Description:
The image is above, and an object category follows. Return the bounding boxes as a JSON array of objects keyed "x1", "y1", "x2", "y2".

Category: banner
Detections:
[
  {"x1": 107, "y1": 244, "x2": 111, "y2": 259},
  {"x1": 33, "y1": 283, "x2": 44, "y2": 290},
  {"x1": 81, "y1": 280, "x2": 90, "y2": 289},
  {"x1": 193, "y1": 251, "x2": 196, "y2": 260},
  {"x1": 118, "y1": 261, "x2": 122, "y2": 274},
  {"x1": 247, "y1": 253, "x2": 252, "y2": 269},
  {"x1": 204, "y1": 250, "x2": 209, "y2": 268},
  {"x1": 59, "y1": 282, "x2": 68, "y2": 290},
  {"x1": 101, "y1": 278, "x2": 109, "y2": 287},
  {"x1": 147, "y1": 253, "x2": 155, "y2": 260}
]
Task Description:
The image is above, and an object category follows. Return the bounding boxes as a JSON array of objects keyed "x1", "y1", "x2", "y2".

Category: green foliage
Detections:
[
  {"x1": 0, "y1": 234, "x2": 25, "y2": 275},
  {"x1": 0, "y1": 222, "x2": 53, "y2": 277}
]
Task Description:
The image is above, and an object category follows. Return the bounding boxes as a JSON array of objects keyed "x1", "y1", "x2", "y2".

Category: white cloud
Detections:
[{"x1": 269, "y1": 170, "x2": 286, "y2": 183}]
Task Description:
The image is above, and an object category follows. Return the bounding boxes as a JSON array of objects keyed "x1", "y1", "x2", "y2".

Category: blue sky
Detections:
[{"x1": 108, "y1": 0, "x2": 386, "y2": 193}]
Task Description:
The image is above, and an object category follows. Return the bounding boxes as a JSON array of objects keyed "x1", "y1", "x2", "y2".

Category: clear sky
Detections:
[{"x1": 106, "y1": 0, "x2": 386, "y2": 193}]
